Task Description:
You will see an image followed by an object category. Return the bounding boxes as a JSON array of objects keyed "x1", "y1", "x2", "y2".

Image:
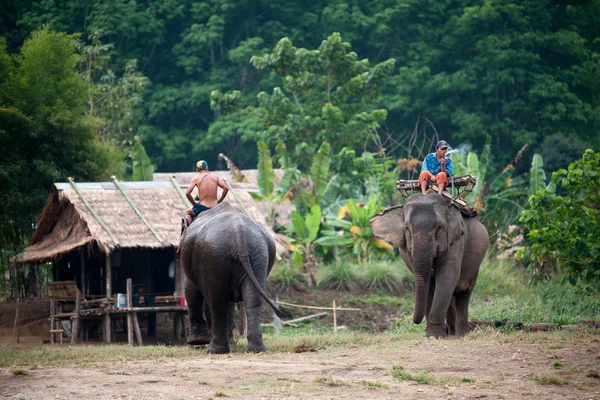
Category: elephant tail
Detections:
[{"x1": 239, "y1": 254, "x2": 293, "y2": 320}]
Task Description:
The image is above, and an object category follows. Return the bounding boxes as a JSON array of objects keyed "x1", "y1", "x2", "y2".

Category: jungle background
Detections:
[{"x1": 0, "y1": 0, "x2": 598, "y2": 327}]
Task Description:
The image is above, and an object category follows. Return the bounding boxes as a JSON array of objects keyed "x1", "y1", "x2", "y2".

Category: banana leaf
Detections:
[
  {"x1": 257, "y1": 141, "x2": 275, "y2": 197},
  {"x1": 466, "y1": 152, "x2": 480, "y2": 204},
  {"x1": 314, "y1": 236, "x2": 354, "y2": 246},
  {"x1": 324, "y1": 218, "x2": 353, "y2": 230},
  {"x1": 290, "y1": 210, "x2": 308, "y2": 241},
  {"x1": 310, "y1": 142, "x2": 331, "y2": 200},
  {"x1": 131, "y1": 139, "x2": 155, "y2": 181},
  {"x1": 305, "y1": 205, "x2": 321, "y2": 243},
  {"x1": 529, "y1": 153, "x2": 546, "y2": 195}
]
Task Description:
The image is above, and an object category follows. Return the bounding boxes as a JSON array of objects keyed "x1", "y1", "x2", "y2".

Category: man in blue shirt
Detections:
[{"x1": 419, "y1": 140, "x2": 454, "y2": 194}]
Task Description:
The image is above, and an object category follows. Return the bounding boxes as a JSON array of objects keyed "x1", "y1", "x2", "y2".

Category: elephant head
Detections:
[{"x1": 370, "y1": 194, "x2": 465, "y2": 325}]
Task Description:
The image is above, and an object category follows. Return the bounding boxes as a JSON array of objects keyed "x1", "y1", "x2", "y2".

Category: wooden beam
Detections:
[{"x1": 133, "y1": 312, "x2": 143, "y2": 346}]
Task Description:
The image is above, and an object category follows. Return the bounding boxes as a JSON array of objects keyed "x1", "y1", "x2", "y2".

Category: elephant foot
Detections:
[
  {"x1": 247, "y1": 342, "x2": 266, "y2": 353},
  {"x1": 207, "y1": 342, "x2": 230, "y2": 354},
  {"x1": 187, "y1": 326, "x2": 210, "y2": 346},
  {"x1": 425, "y1": 324, "x2": 448, "y2": 339}
]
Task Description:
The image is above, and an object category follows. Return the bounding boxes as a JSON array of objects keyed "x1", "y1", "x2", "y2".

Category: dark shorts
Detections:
[{"x1": 192, "y1": 203, "x2": 211, "y2": 215}]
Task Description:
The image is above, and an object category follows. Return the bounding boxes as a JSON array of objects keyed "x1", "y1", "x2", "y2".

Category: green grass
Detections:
[
  {"x1": 553, "y1": 361, "x2": 564, "y2": 369},
  {"x1": 12, "y1": 369, "x2": 28, "y2": 375},
  {"x1": 314, "y1": 376, "x2": 346, "y2": 386},
  {"x1": 532, "y1": 375, "x2": 569, "y2": 385},
  {"x1": 356, "y1": 380, "x2": 388, "y2": 388}
]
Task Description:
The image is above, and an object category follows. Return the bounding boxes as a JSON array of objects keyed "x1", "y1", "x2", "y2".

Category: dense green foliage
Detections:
[
  {"x1": 3, "y1": 0, "x2": 597, "y2": 173},
  {"x1": 518, "y1": 150, "x2": 600, "y2": 284},
  {"x1": 0, "y1": 29, "x2": 118, "y2": 249}
]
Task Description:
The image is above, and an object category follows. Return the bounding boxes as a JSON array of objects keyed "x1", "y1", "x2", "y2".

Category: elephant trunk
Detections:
[{"x1": 411, "y1": 234, "x2": 434, "y2": 325}]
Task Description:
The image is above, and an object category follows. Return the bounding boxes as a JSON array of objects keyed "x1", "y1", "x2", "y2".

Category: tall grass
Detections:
[
  {"x1": 317, "y1": 262, "x2": 361, "y2": 291},
  {"x1": 361, "y1": 262, "x2": 407, "y2": 295},
  {"x1": 268, "y1": 263, "x2": 309, "y2": 292},
  {"x1": 470, "y1": 256, "x2": 599, "y2": 324}
]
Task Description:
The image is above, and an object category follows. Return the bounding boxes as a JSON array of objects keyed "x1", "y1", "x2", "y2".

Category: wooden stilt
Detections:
[
  {"x1": 104, "y1": 253, "x2": 112, "y2": 343},
  {"x1": 126, "y1": 278, "x2": 133, "y2": 346},
  {"x1": 133, "y1": 312, "x2": 143, "y2": 346},
  {"x1": 50, "y1": 298, "x2": 55, "y2": 344}
]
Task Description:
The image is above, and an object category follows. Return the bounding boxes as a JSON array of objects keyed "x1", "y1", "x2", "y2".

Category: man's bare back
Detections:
[{"x1": 184, "y1": 161, "x2": 229, "y2": 224}]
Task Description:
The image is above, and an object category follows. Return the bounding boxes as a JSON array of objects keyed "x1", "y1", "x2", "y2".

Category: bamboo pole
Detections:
[
  {"x1": 50, "y1": 298, "x2": 55, "y2": 344},
  {"x1": 126, "y1": 278, "x2": 133, "y2": 346},
  {"x1": 333, "y1": 300, "x2": 337, "y2": 333},
  {"x1": 80, "y1": 249, "x2": 86, "y2": 296},
  {"x1": 260, "y1": 312, "x2": 327, "y2": 327},
  {"x1": 112, "y1": 176, "x2": 163, "y2": 243},
  {"x1": 276, "y1": 300, "x2": 360, "y2": 311}
]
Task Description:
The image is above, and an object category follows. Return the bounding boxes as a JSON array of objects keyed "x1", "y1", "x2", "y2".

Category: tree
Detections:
[
  {"x1": 0, "y1": 28, "x2": 119, "y2": 291},
  {"x1": 517, "y1": 150, "x2": 600, "y2": 285},
  {"x1": 211, "y1": 32, "x2": 395, "y2": 172}
]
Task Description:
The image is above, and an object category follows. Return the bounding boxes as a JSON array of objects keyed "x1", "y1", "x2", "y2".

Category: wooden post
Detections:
[
  {"x1": 104, "y1": 253, "x2": 112, "y2": 343},
  {"x1": 80, "y1": 249, "x2": 86, "y2": 296},
  {"x1": 126, "y1": 278, "x2": 134, "y2": 345},
  {"x1": 333, "y1": 300, "x2": 337, "y2": 333},
  {"x1": 50, "y1": 298, "x2": 55, "y2": 344},
  {"x1": 12, "y1": 297, "x2": 20, "y2": 344},
  {"x1": 71, "y1": 287, "x2": 80, "y2": 345}
]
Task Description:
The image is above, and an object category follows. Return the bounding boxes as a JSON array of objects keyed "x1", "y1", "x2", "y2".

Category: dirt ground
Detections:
[
  {"x1": 0, "y1": 331, "x2": 599, "y2": 400},
  {"x1": 1, "y1": 299, "x2": 600, "y2": 399}
]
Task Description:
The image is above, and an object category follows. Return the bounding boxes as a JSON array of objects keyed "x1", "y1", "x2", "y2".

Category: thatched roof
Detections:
[{"x1": 15, "y1": 180, "x2": 290, "y2": 265}]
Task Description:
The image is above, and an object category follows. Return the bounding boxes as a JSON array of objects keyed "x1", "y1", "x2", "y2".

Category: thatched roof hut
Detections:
[{"x1": 16, "y1": 179, "x2": 289, "y2": 265}]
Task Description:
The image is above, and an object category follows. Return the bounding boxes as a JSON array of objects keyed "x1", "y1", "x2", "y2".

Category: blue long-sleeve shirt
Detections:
[{"x1": 421, "y1": 153, "x2": 454, "y2": 176}]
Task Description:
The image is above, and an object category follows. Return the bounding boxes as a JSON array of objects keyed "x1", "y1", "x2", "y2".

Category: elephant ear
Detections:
[
  {"x1": 369, "y1": 206, "x2": 407, "y2": 252},
  {"x1": 447, "y1": 207, "x2": 465, "y2": 247}
]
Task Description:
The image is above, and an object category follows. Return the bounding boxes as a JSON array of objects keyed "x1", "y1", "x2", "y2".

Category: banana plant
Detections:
[
  {"x1": 292, "y1": 142, "x2": 333, "y2": 213},
  {"x1": 316, "y1": 196, "x2": 393, "y2": 266},
  {"x1": 250, "y1": 141, "x2": 299, "y2": 226},
  {"x1": 130, "y1": 136, "x2": 154, "y2": 181},
  {"x1": 287, "y1": 205, "x2": 322, "y2": 286}
]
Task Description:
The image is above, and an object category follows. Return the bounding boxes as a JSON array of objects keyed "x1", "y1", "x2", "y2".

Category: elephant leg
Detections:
[
  {"x1": 454, "y1": 291, "x2": 471, "y2": 337},
  {"x1": 241, "y1": 278, "x2": 266, "y2": 353},
  {"x1": 206, "y1": 289, "x2": 231, "y2": 354},
  {"x1": 426, "y1": 264, "x2": 459, "y2": 338},
  {"x1": 185, "y1": 278, "x2": 210, "y2": 345},
  {"x1": 424, "y1": 277, "x2": 435, "y2": 330},
  {"x1": 446, "y1": 297, "x2": 457, "y2": 336}
]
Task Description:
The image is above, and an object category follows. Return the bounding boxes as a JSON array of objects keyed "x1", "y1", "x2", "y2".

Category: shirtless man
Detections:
[{"x1": 183, "y1": 160, "x2": 229, "y2": 226}]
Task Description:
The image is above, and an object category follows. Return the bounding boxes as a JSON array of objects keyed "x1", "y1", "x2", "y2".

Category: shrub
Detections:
[
  {"x1": 268, "y1": 263, "x2": 309, "y2": 293},
  {"x1": 317, "y1": 262, "x2": 361, "y2": 292},
  {"x1": 361, "y1": 262, "x2": 405, "y2": 295}
]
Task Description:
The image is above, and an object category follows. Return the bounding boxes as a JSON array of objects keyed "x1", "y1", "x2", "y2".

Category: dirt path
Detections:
[{"x1": 1, "y1": 331, "x2": 599, "y2": 399}]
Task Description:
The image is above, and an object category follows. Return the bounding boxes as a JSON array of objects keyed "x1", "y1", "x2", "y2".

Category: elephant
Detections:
[
  {"x1": 179, "y1": 202, "x2": 291, "y2": 353},
  {"x1": 370, "y1": 193, "x2": 489, "y2": 338}
]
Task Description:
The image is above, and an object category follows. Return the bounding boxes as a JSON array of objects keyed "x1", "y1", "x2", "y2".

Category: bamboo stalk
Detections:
[{"x1": 133, "y1": 312, "x2": 143, "y2": 346}]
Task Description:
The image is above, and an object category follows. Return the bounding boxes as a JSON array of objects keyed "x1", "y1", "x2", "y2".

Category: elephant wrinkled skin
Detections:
[
  {"x1": 370, "y1": 194, "x2": 489, "y2": 338},
  {"x1": 179, "y1": 202, "x2": 291, "y2": 353}
]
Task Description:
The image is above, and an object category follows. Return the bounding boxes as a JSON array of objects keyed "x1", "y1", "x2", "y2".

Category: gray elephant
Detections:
[
  {"x1": 370, "y1": 194, "x2": 489, "y2": 338},
  {"x1": 180, "y1": 202, "x2": 291, "y2": 353}
]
